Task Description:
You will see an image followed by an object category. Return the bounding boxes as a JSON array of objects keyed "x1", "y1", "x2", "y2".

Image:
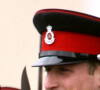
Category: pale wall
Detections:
[{"x1": 0, "y1": 0, "x2": 100, "y2": 90}]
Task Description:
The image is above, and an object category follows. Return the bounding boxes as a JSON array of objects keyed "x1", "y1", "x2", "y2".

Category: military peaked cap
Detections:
[{"x1": 33, "y1": 9, "x2": 100, "y2": 67}]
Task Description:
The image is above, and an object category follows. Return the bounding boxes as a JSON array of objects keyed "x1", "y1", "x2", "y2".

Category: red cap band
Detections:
[{"x1": 41, "y1": 31, "x2": 100, "y2": 55}]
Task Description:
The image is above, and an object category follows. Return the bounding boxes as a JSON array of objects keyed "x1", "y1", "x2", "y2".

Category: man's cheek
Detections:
[
  {"x1": 62, "y1": 78, "x2": 78, "y2": 89},
  {"x1": 63, "y1": 77, "x2": 83, "y2": 90}
]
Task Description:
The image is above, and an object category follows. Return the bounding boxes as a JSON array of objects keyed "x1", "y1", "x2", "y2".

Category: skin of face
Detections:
[{"x1": 44, "y1": 62, "x2": 100, "y2": 90}]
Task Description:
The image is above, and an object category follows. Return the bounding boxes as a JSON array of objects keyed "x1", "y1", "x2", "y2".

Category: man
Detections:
[{"x1": 32, "y1": 9, "x2": 100, "y2": 90}]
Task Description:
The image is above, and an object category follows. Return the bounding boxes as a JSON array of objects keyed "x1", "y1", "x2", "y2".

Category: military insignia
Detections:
[{"x1": 45, "y1": 25, "x2": 55, "y2": 45}]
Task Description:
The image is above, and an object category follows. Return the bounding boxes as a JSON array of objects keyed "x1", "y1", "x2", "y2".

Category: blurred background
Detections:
[{"x1": 0, "y1": 0, "x2": 100, "y2": 90}]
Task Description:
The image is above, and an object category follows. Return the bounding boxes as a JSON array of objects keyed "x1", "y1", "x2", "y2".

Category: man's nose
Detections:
[{"x1": 45, "y1": 71, "x2": 59, "y2": 89}]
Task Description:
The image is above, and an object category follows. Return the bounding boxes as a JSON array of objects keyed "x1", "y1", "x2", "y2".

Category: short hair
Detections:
[{"x1": 87, "y1": 59, "x2": 100, "y2": 75}]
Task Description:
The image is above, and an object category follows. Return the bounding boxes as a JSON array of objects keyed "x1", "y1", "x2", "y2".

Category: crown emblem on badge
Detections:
[{"x1": 45, "y1": 25, "x2": 55, "y2": 45}]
